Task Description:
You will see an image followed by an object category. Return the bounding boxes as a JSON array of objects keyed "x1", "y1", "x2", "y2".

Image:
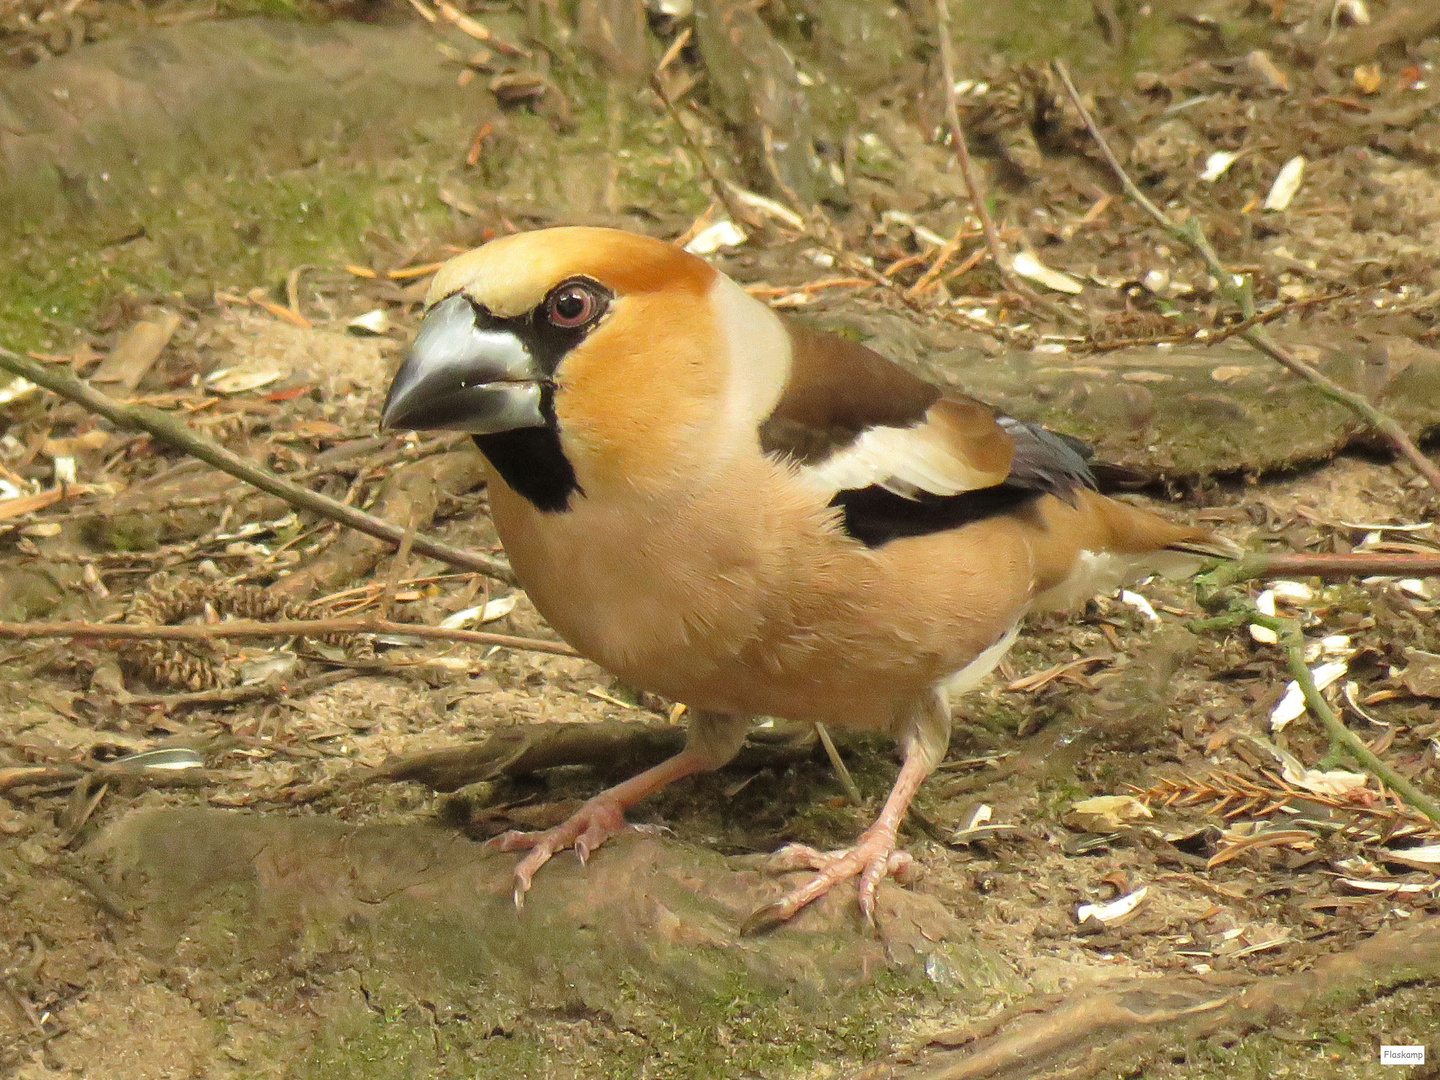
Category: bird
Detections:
[{"x1": 381, "y1": 225, "x2": 1226, "y2": 930}]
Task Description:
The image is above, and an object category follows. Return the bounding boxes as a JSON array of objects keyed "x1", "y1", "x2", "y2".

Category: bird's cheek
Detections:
[{"x1": 551, "y1": 387, "x2": 714, "y2": 495}]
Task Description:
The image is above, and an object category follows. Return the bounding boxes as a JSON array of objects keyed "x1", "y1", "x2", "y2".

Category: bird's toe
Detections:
[
  {"x1": 487, "y1": 795, "x2": 635, "y2": 906},
  {"x1": 763, "y1": 842, "x2": 838, "y2": 873},
  {"x1": 744, "y1": 828, "x2": 916, "y2": 933}
]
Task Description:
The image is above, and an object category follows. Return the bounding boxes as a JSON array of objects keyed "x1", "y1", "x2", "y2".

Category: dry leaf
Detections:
[
  {"x1": 206, "y1": 367, "x2": 284, "y2": 395},
  {"x1": 684, "y1": 221, "x2": 748, "y2": 255},
  {"x1": 1077, "y1": 886, "x2": 1148, "y2": 926},
  {"x1": 348, "y1": 309, "x2": 393, "y2": 336},
  {"x1": 1279, "y1": 764, "x2": 1368, "y2": 797},
  {"x1": 1200, "y1": 151, "x2": 1238, "y2": 182},
  {"x1": 42, "y1": 430, "x2": 109, "y2": 457},
  {"x1": 1264, "y1": 156, "x2": 1306, "y2": 212},
  {"x1": 1353, "y1": 64, "x2": 1383, "y2": 95},
  {"x1": 1210, "y1": 365, "x2": 1255, "y2": 383},
  {"x1": 1270, "y1": 660, "x2": 1349, "y2": 731},
  {"x1": 91, "y1": 311, "x2": 182, "y2": 391},
  {"x1": 1399, "y1": 651, "x2": 1440, "y2": 698},
  {"x1": 0, "y1": 377, "x2": 39, "y2": 405},
  {"x1": 1064, "y1": 795, "x2": 1153, "y2": 833},
  {"x1": 1011, "y1": 251, "x2": 1084, "y2": 294}
]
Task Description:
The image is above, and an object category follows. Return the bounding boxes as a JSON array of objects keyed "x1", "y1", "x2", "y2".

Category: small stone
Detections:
[
  {"x1": 17, "y1": 838, "x2": 52, "y2": 867},
  {"x1": 0, "y1": 798, "x2": 26, "y2": 836}
]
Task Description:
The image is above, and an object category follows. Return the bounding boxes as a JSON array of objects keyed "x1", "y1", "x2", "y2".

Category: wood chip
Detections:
[
  {"x1": 0, "y1": 487, "x2": 67, "y2": 520},
  {"x1": 1077, "y1": 886, "x2": 1148, "y2": 926},
  {"x1": 90, "y1": 311, "x2": 182, "y2": 391},
  {"x1": 1011, "y1": 251, "x2": 1084, "y2": 294},
  {"x1": 1263, "y1": 156, "x2": 1306, "y2": 212}
]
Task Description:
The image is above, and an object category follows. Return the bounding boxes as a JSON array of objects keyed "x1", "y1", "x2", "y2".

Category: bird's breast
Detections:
[
  {"x1": 486, "y1": 463, "x2": 781, "y2": 698},
  {"x1": 483, "y1": 456, "x2": 1039, "y2": 726}
]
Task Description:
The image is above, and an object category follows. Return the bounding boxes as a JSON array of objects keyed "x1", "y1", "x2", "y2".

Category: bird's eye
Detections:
[{"x1": 544, "y1": 281, "x2": 604, "y2": 329}]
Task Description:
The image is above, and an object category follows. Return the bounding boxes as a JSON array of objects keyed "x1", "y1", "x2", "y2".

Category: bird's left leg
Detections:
[
  {"x1": 487, "y1": 710, "x2": 748, "y2": 907},
  {"x1": 743, "y1": 692, "x2": 949, "y2": 933}
]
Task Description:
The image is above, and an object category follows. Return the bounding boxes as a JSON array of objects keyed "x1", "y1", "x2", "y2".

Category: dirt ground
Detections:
[{"x1": 1, "y1": 1, "x2": 1439, "y2": 1077}]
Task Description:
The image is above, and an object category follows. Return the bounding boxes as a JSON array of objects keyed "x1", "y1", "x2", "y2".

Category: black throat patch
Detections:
[
  {"x1": 472, "y1": 388, "x2": 582, "y2": 513},
  {"x1": 457, "y1": 291, "x2": 608, "y2": 514}
]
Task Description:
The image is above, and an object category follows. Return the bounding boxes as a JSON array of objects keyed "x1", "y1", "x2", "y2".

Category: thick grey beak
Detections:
[{"x1": 381, "y1": 295, "x2": 546, "y2": 434}]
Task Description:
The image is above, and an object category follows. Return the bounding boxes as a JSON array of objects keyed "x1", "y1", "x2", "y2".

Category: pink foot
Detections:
[
  {"x1": 485, "y1": 794, "x2": 634, "y2": 908},
  {"x1": 741, "y1": 827, "x2": 922, "y2": 934}
]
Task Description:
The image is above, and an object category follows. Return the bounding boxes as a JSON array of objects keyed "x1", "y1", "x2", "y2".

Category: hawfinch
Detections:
[{"x1": 382, "y1": 227, "x2": 1221, "y2": 929}]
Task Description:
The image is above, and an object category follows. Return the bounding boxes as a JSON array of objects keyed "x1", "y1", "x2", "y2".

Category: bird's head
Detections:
[{"x1": 381, "y1": 226, "x2": 788, "y2": 510}]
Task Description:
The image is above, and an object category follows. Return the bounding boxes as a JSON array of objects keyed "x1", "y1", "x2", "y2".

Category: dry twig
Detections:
[
  {"x1": 1052, "y1": 62, "x2": 1440, "y2": 503},
  {"x1": 0, "y1": 617, "x2": 578, "y2": 658},
  {"x1": 1248, "y1": 608, "x2": 1440, "y2": 829},
  {"x1": 813, "y1": 721, "x2": 862, "y2": 805},
  {"x1": 650, "y1": 30, "x2": 749, "y2": 230},
  {"x1": 1139, "y1": 772, "x2": 1438, "y2": 838},
  {"x1": 932, "y1": 0, "x2": 1027, "y2": 302},
  {"x1": 0, "y1": 345, "x2": 516, "y2": 583},
  {"x1": 121, "y1": 667, "x2": 364, "y2": 709},
  {"x1": 1207, "y1": 551, "x2": 1440, "y2": 585}
]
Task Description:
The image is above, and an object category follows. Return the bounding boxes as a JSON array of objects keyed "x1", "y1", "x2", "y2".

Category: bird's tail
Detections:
[{"x1": 1164, "y1": 532, "x2": 1243, "y2": 561}]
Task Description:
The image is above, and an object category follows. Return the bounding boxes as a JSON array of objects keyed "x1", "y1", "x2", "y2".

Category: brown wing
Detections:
[
  {"x1": 759, "y1": 321, "x2": 944, "y2": 463},
  {"x1": 764, "y1": 321, "x2": 1014, "y2": 495},
  {"x1": 763, "y1": 321, "x2": 1118, "y2": 547}
]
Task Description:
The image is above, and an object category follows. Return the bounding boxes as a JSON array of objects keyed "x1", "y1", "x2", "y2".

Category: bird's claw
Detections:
[
  {"x1": 484, "y1": 795, "x2": 632, "y2": 908},
  {"x1": 741, "y1": 833, "x2": 920, "y2": 934}
]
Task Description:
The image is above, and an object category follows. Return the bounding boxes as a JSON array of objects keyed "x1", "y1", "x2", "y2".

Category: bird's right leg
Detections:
[
  {"x1": 487, "y1": 710, "x2": 749, "y2": 907},
  {"x1": 745, "y1": 690, "x2": 952, "y2": 931}
]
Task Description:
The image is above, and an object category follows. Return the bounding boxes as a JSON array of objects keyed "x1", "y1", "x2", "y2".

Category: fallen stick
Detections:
[
  {"x1": 932, "y1": 0, "x2": 1026, "y2": 302},
  {"x1": 1052, "y1": 62, "x2": 1440, "y2": 503},
  {"x1": 1212, "y1": 551, "x2": 1440, "y2": 585},
  {"x1": 374, "y1": 717, "x2": 820, "y2": 791},
  {"x1": 1250, "y1": 608, "x2": 1440, "y2": 829},
  {"x1": 121, "y1": 667, "x2": 363, "y2": 709},
  {"x1": 0, "y1": 617, "x2": 578, "y2": 657},
  {"x1": 0, "y1": 345, "x2": 517, "y2": 584}
]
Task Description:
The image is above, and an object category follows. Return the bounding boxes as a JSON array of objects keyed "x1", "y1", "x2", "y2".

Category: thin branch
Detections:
[
  {"x1": 814, "y1": 721, "x2": 862, "y2": 805},
  {"x1": 121, "y1": 667, "x2": 363, "y2": 708},
  {"x1": 1076, "y1": 287, "x2": 1357, "y2": 355},
  {"x1": 377, "y1": 510, "x2": 419, "y2": 622},
  {"x1": 650, "y1": 31, "x2": 748, "y2": 230},
  {"x1": 0, "y1": 345, "x2": 517, "y2": 584},
  {"x1": 0, "y1": 617, "x2": 579, "y2": 657},
  {"x1": 932, "y1": 0, "x2": 1027, "y2": 303},
  {"x1": 1206, "y1": 551, "x2": 1440, "y2": 587},
  {"x1": 906, "y1": 223, "x2": 975, "y2": 298},
  {"x1": 1249, "y1": 610, "x2": 1440, "y2": 829},
  {"x1": 1052, "y1": 62, "x2": 1440, "y2": 503}
]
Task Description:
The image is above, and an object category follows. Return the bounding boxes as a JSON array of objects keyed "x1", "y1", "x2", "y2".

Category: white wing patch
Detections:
[{"x1": 794, "y1": 411, "x2": 998, "y2": 501}]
